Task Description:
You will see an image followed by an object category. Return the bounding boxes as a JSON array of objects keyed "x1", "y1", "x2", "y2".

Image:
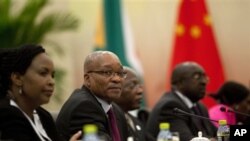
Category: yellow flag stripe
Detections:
[{"x1": 94, "y1": 8, "x2": 106, "y2": 48}]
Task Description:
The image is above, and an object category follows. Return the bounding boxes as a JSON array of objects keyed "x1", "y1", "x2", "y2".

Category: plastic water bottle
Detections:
[
  {"x1": 157, "y1": 122, "x2": 173, "y2": 141},
  {"x1": 190, "y1": 131, "x2": 209, "y2": 141},
  {"x1": 82, "y1": 124, "x2": 100, "y2": 141},
  {"x1": 217, "y1": 120, "x2": 230, "y2": 141}
]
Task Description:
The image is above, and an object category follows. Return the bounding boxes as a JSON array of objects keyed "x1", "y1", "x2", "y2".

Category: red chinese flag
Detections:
[{"x1": 168, "y1": 0, "x2": 225, "y2": 108}]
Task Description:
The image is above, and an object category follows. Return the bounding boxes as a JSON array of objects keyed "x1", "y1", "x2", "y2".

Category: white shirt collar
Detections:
[
  {"x1": 175, "y1": 90, "x2": 195, "y2": 109},
  {"x1": 94, "y1": 96, "x2": 112, "y2": 113}
]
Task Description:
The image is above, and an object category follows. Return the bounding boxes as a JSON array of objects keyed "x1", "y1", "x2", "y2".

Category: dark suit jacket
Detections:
[
  {"x1": 0, "y1": 98, "x2": 61, "y2": 141},
  {"x1": 146, "y1": 91, "x2": 217, "y2": 141},
  {"x1": 126, "y1": 113, "x2": 145, "y2": 141},
  {"x1": 56, "y1": 86, "x2": 128, "y2": 141},
  {"x1": 126, "y1": 113, "x2": 154, "y2": 141}
]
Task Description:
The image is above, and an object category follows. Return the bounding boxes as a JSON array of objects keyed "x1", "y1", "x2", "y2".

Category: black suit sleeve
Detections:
[{"x1": 68, "y1": 100, "x2": 111, "y2": 141}]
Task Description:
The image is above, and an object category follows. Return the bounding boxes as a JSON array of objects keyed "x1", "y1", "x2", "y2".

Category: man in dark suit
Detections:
[
  {"x1": 113, "y1": 66, "x2": 152, "y2": 141},
  {"x1": 56, "y1": 51, "x2": 128, "y2": 141},
  {"x1": 146, "y1": 62, "x2": 217, "y2": 141}
]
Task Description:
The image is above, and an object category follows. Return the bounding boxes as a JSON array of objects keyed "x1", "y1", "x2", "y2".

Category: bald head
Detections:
[
  {"x1": 171, "y1": 61, "x2": 208, "y2": 102},
  {"x1": 113, "y1": 66, "x2": 143, "y2": 112},
  {"x1": 84, "y1": 51, "x2": 120, "y2": 74},
  {"x1": 171, "y1": 62, "x2": 204, "y2": 85},
  {"x1": 83, "y1": 51, "x2": 124, "y2": 103},
  {"x1": 123, "y1": 66, "x2": 138, "y2": 78}
]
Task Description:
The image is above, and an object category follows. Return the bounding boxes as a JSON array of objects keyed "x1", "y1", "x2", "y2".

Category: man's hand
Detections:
[{"x1": 69, "y1": 131, "x2": 82, "y2": 141}]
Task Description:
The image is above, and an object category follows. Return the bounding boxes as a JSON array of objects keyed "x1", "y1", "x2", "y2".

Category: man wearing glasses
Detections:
[
  {"x1": 56, "y1": 51, "x2": 128, "y2": 141},
  {"x1": 146, "y1": 61, "x2": 217, "y2": 141}
]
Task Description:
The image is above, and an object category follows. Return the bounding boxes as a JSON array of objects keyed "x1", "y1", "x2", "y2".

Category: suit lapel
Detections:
[
  {"x1": 196, "y1": 103, "x2": 216, "y2": 136},
  {"x1": 188, "y1": 109, "x2": 202, "y2": 136},
  {"x1": 82, "y1": 86, "x2": 112, "y2": 136},
  {"x1": 173, "y1": 93, "x2": 205, "y2": 135}
]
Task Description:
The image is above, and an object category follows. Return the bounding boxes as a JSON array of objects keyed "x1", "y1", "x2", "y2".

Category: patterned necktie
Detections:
[
  {"x1": 107, "y1": 108, "x2": 121, "y2": 141},
  {"x1": 191, "y1": 105, "x2": 201, "y2": 115}
]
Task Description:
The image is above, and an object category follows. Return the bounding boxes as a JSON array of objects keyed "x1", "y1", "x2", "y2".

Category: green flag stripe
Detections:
[{"x1": 104, "y1": 0, "x2": 129, "y2": 67}]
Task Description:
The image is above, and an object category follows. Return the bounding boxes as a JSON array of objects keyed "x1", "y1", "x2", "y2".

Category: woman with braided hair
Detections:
[
  {"x1": 209, "y1": 81, "x2": 250, "y2": 127},
  {"x1": 0, "y1": 44, "x2": 81, "y2": 141}
]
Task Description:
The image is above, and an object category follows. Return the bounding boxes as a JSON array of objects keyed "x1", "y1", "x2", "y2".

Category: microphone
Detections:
[
  {"x1": 220, "y1": 106, "x2": 250, "y2": 117},
  {"x1": 173, "y1": 108, "x2": 218, "y2": 123}
]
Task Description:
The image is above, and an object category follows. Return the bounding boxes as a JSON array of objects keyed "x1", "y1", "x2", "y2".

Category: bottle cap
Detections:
[
  {"x1": 190, "y1": 131, "x2": 210, "y2": 141},
  {"x1": 83, "y1": 124, "x2": 97, "y2": 134},
  {"x1": 127, "y1": 136, "x2": 134, "y2": 141},
  {"x1": 159, "y1": 122, "x2": 170, "y2": 130},
  {"x1": 218, "y1": 120, "x2": 227, "y2": 125}
]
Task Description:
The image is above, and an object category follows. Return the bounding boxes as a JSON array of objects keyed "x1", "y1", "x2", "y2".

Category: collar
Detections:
[
  {"x1": 10, "y1": 99, "x2": 36, "y2": 114},
  {"x1": 10, "y1": 100, "x2": 51, "y2": 141},
  {"x1": 175, "y1": 90, "x2": 196, "y2": 109},
  {"x1": 94, "y1": 96, "x2": 112, "y2": 113}
]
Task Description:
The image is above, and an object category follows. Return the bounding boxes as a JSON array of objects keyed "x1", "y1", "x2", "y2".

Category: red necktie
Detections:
[{"x1": 107, "y1": 108, "x2": 121, "y2": 141}]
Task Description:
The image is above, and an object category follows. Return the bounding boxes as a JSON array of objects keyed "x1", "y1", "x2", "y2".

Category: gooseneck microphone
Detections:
[
  {"x1": 173, "y1": 108, "x2": 218, "y2": 123},
  {"x1": 220, "y1": 106, "x2": 250, "y2": 117}
]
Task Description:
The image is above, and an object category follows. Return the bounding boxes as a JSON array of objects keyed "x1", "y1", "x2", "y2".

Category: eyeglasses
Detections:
[
  {"x1": 192, "y1": 73, "x2": 209, "y2": 82},
  {"x1": 88, "y1": 70, "x2": 127, "y2": 78}
]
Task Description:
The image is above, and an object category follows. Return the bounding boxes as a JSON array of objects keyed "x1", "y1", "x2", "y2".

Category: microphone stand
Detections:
[
  {"x1": 220, "y1": 106, "x2": 250, "y2": 118},
  {"x1": 173, "y1": 108, "x2": 218, "y2": 123}
]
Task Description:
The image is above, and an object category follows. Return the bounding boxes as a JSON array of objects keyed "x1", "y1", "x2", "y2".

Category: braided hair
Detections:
[
  {"x1": 0, "y1": 44, "x2": 45, "y2": 99},
  {"x1": 0, "y1": 48, "x2": 15, "y2": 99},
  {"x1": 211, "y1": 81, "x2": 249, "y2": 105}
]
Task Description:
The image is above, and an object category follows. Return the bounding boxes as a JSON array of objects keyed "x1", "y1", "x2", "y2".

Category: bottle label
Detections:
[
  {"x1": 157, "y1": 139, "x2": 172, "y2": 141},
  {"x1": 217, "y1": 136, "x2": 230, "y2": 141},
  {"x1": 217, "y1": 125, "x2": 230, "y2": 141}
]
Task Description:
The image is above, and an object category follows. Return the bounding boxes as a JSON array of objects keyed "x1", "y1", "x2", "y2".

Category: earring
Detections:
[{"x1": 19, "y1": 87, "x2": 22, "y2": 95}]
